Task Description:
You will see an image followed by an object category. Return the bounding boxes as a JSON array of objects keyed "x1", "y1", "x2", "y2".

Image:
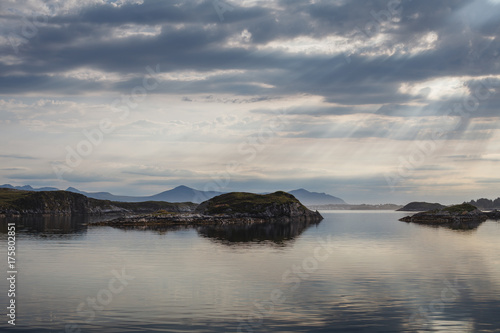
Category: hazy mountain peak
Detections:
[
  {"x1": 288, "y1": 189, "x2": 346, "y2": 205},
  {"x1": 172, "y1": 185, "x2": 194, "y2": 192}
]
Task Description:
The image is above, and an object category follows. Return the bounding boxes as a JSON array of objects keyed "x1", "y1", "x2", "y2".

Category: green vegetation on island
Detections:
[
  {"x1": 442, "y1": 203, "x2": 477, "y2": 213},
  {"x1": 0, "y1": 188, "x2": 32, "y2": 206}
]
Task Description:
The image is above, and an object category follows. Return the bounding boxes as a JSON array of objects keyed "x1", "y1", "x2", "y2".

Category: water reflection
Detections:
[
  {"x1": 197, "y1": 218, "x2": 321, "y2": 245},
  {"x1": 0, "y1": 215, "x2": 86, "y2": 235},
  {"x1": 87, "y1": 223, "x2": 196, "y2": 235},
  {"x1": 1, "y1": 212, "x2": 500, "y2": 332},
  {"x1": 400, "y1": 219, "x2": 484, "y2": 231},
  {"x1": 0, "y1": 214, "x2": 121, "y2": 237},
  {"x1": 85, "y1": 216, "x2": 322, "y2": 245}
]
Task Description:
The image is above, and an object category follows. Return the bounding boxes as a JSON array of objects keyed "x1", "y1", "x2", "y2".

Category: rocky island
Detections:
[
  {"x1": 195, "y1": 191, "x2": 322, "y2": 219},
  {"x1": 399, "y1": 203, "x2": 500, "y2": 229},
  {"x1": 95, "y1": 191, "x2": 323, "y2": 228},
  {"x1": 0, "y1": 188, "x2": 322, "y2": 227},
  {"x1": 397, "y1": 201, "x2": 446, "y2": 212}
]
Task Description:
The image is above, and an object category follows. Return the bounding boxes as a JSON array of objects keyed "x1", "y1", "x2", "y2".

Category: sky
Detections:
[{"x1": 0, "y1": 0, "x2": 499, "y2": 204}]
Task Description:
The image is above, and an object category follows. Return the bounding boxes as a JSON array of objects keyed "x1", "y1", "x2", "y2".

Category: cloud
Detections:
[
  {"x1": 0, "y1": 0, "x2": 499, "y2": 202},
  {"x1": 8, "y1": 171, "x2": 120, "y2": 183},
  {"x1": 0, "y1": 154, "x2": 38, "y2": 160}
]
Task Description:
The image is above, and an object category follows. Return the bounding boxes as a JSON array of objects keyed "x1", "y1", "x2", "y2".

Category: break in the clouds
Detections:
[{"x1": 0, "y1": 0, "x2": 499, "y2": 204}]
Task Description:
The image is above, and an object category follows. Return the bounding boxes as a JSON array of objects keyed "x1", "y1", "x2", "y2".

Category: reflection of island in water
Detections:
[
  {"x1": 0, "y1": 215, "x2": 87, "y2": 236},
  {"x1": 88, "y1": 217, "x2": 322, "y2": 245},
  {"x1": 405, "y1": 219, "x2": 484, "y2": 231},
  {"x1": 0, "y1": 215, "x2": 118, "y2": 236},
  {"x1": 1, "y1": 214, "x2": 322, "y2": 245},
  {"x1": 197, "y1": 218, "x2": 322, "y2": 245}
]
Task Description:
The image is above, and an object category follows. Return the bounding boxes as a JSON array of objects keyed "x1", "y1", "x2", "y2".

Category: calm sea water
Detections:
[{"x1": 1, "y1": 211, "x2": 500, "y2": 332}]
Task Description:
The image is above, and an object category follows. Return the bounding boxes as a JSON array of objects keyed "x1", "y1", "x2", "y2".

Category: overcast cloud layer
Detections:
[{"x1": 0, "y1": 0, "x2": 499, "y2": 203}]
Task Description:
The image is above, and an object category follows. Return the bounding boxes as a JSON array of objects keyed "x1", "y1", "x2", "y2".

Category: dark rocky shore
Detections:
[{"x1": 92, "y1": 212, "x2": 322, "y2": 228}]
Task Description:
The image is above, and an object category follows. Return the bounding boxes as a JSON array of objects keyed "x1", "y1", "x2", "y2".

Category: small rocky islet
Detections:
[
  {"x1": 397, "y1": 202, "x2": 447, "y2": 212},
  {"x1": 399, "y1": 203, "x2": 500, "y2": 229}
]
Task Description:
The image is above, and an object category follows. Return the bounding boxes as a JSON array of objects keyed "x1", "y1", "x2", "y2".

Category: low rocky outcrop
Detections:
[
  {"x1": 92, "y1": 213, "x2": 256, "y2": 227},
  {"x1": 397, "y1": 202, "x2": 446, "y2": 212},
  {"x1": 485, "y1": 209, "x2": 500, "y2": 220},
  {"x1": 399, "y1": 203, "x2": 489, "y2": 228}
]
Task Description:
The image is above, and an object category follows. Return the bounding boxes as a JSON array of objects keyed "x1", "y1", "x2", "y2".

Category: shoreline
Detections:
[{"x1": 91, "y1": 212, "x2": 324, "y2": 228}]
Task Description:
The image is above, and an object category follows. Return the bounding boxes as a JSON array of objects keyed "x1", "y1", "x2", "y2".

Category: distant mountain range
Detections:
[
  {"x1": 0, "y1": 184, "x2": 346, "y2": 205},
  {"x1": 65, "y1": 185, "x2": 224, "y2": 203},
  {"x1": 288, "y1": 189, "x2": 345, "y2": 205},
  {"x1": 0, "y1": 184, "x2": 60, "y2": 192}
]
